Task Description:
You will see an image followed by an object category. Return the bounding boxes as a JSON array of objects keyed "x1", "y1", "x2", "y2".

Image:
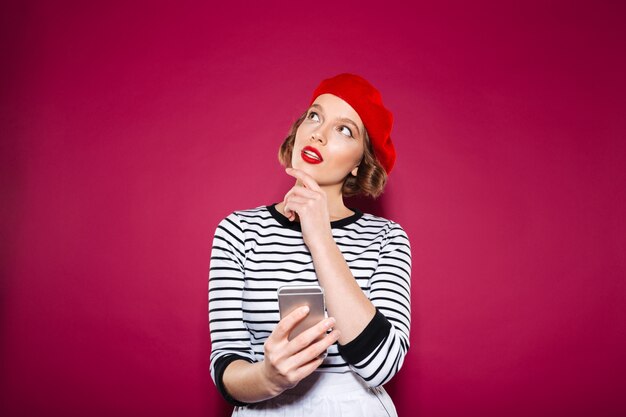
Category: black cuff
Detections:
[
  {"x1": 214, "y1": 354, "x2": 254, "y2": 407},
  {"x1": 337, "y1": 308, "x2": 391, "y2": 364}
]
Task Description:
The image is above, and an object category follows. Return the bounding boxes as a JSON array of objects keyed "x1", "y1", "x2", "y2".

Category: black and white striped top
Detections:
[{"x1": 208, "y1": 203, "x2": 411, "y2": 405}]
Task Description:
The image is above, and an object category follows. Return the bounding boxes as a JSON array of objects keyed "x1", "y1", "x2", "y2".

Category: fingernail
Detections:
[
  {"x1": 301, "y1": 306, "x2": 310, "y2": 314},
  {"x1": 325, "y1": 318, "x2": 335, "y2": 328}
]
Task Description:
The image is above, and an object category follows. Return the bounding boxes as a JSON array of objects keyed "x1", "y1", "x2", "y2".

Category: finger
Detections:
[
  {"x1": 285, "y1": 167, "x2": 318, "y2": 189},
  {"x1": 284, "y1": 317, "x2": 336, "y2": 357},
  {"x1": 283, "y1": 198, "x2": 313, "y2": 211},
  {"x1": 289, "y1": 356, "x2": 325, "y2": 383},
  {"x1": 282, "y1": 187, "x2": 307, "y2": 212},
  {"x1": 285, "y1": 186, "x2": 319, "y2": 200},
  {"x1": 284, "y1": 210, "x2": 296, "y2": 222},
  {"x1": 288, "y1": 329, "x2": 341, "y2": 371},
  {"x1": 270, "y1": 306, "x2": 310, "y2": 342},
  {"x1": 284, "y1": 196, "x2": 309, "y2": 208},
  {"x1": 281, "y1": 190, "x2": 301, "y2": 213},
  {"x1": 283, "y1": 200, "x2": 308, "y2": 221},
  {"x1": 283, "y1": 202, "x2": 293, "y2": 218},
  {"x1": 282, "y1": 201, "x2": 300, "y2": 221},
  {"x1": 285, "y1": 168, "x2": 321, "y2": 191},
  {"x1": 282, "y1": 189, "x2": 295, "y2": 213},
  {"x1": 309, "y1": 328, "x2": 340, "y2": 357}
]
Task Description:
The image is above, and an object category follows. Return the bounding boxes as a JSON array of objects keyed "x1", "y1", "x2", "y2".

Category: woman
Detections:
[{"x1": 209, "y1": 73, "x2": 411, "y2": 416}]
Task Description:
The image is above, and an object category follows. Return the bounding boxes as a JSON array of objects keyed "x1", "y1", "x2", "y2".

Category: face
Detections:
[{"x1": 291, "y1": 93, "x2": 365, "y2": 187}]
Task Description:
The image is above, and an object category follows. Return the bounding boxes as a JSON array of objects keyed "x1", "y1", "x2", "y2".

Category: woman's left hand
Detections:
[{"x1": 282, "y1": 167, "x2": 333, "y2": 250}]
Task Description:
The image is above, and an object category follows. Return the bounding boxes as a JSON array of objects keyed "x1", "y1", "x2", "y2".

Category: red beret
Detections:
[{"x1": 309, "y1": 73, "x2": 396, "y2": 174}]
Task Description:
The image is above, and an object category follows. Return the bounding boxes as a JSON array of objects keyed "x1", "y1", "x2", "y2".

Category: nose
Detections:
[{"x1": 310, "y1": 130, "x2": 327, "y2": 145}]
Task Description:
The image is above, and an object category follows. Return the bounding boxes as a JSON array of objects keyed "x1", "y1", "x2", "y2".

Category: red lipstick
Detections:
[{"x1": 301, "y1": 146, "x2": 323, "y2": 164}]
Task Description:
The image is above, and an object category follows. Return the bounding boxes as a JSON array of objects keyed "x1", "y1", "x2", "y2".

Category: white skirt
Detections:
[{"x1": 232, "y1": 371, "x2": 398, "y2": 417}]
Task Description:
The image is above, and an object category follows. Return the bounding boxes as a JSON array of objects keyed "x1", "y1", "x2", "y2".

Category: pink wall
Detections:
[{"x1": 2, "y1": 1, "x2": 625, "y2": 416}]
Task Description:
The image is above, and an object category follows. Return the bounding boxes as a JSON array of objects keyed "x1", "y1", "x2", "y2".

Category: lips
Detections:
[{"x1": 301, "y1": 146, "x2": 323, "y2": 164}]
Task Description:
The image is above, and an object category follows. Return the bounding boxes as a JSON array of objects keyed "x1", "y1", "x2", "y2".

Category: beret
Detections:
[{"x1": 309, "y1": 73, "x2": 396, "y2": 174}]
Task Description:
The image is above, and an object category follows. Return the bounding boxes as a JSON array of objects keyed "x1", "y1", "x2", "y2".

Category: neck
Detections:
[{"x1": 321, "y1": 183, "x2": 352, "y2": 220}]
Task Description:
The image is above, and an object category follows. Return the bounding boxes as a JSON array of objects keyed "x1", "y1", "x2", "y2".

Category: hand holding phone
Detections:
[{"x1": 260, "y1": 285, "x2": 338, "y2": 392}]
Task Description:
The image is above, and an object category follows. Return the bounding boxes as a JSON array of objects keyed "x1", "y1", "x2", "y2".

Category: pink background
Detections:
[{"x1": 2, "y1": 1, "x2": 625, "y2": 416}]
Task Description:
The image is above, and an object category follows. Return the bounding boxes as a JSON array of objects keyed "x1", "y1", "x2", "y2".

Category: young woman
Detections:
[{"x1": 209, "y1": 73, "x2": 412, "y2": 416}]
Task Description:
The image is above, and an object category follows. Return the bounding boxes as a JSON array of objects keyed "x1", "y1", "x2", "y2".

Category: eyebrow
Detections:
[{"x1": 309, "y1": 103, "x2": 362, "y2": 137}]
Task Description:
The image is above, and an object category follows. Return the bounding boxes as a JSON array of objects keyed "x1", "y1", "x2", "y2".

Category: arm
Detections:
[
  {"x1": 282, "y1": 168, "x2": 412, "y2": 387},
  {"x1": 310, "y1": 222, "x2": 412, "y2": 387},
  {"x1": 209, "y1": 213, "x2": 256, "y2": 405},
  {"x1": 209, "y1": 213, "x2": 340, "y2": 405},
  {"x1": 339, "y1": 223, "x2": 411, "y2": 386},
  {"x1": 307, "y1": 234, "x2": 377, "y2": 345}
]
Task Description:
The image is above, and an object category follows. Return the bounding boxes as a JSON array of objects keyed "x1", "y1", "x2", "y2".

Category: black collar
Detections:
[{"x1": 266, "y1": 203, "x2": 363, "y2": 231}]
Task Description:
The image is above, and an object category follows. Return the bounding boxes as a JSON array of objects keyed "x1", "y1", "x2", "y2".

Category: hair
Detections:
[{"x1": 278, "y1": 111, "x2": 388, "y2": 198}]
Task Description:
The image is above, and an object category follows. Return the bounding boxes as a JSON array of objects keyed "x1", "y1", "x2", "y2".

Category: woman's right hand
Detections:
[{"x1": 261, "y1": 306, "x2": 340, "y2": 396}]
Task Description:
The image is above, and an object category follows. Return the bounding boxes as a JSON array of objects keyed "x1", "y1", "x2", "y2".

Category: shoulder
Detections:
[
  {"x1": 217, "y1": 205, "x2": 268, "y2": 221},
  {"x1": 358, "y1": 212, "x2": 407, "y2": 233},
  {"x1": 230, "y1": 205, "x2": 270, "y2": 220},
  {"x1": 215, "y1": 205, "x2": 275, "y2": 231},
  {"x1": 212, "y1": 206, "x2": 272, "y2": 245},
  {"x1": 356, "y1": 212, "x2": 411, "y2": 250}
]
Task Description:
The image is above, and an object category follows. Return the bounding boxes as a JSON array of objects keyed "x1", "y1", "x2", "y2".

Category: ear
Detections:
[{"x1": 351, "y1": 166, "x2": 359, "y2": 176}]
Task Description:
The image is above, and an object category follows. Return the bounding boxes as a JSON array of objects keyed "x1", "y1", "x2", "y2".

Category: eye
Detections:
[
  {"x1": 339, "y1": 125, "x2": 353, "y2": 137},
  {"x1": 308, "y1": 111, "x2": 320, "y2": 122}
]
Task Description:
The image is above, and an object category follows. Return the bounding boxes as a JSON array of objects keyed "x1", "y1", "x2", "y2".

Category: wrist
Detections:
[
  {"x1": 306, "y1": 232, "x2": 335, "y2": 254},
  {"x1": 258, "y1": 360, "x2": 285, "y2": 397}
]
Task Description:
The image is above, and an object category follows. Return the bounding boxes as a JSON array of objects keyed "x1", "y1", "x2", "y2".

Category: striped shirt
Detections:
[{"x1": 208, "y1": 203, "x2": 412, "y2": 405}]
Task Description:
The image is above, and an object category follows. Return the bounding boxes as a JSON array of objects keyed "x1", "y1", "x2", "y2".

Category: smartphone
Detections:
[{"x1": 277, "y1": 285, "x2": 327, "y2": 342}]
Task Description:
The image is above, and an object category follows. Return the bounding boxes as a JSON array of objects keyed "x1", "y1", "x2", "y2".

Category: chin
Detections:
[
  {"x1": 300, "y1": 165, "x2": 320, "y2": 179},
  {"x1": 291, "y1": 161, "x2": 322, "y2": 180}
]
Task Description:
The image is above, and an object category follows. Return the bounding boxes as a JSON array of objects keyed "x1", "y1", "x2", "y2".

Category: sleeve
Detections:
[
  {"x1": 208, "y1": 212, "x2": 256, "y2": 406},
  {"x1": 337, "y1": 221, "x2": 412, "y2": 387}
]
